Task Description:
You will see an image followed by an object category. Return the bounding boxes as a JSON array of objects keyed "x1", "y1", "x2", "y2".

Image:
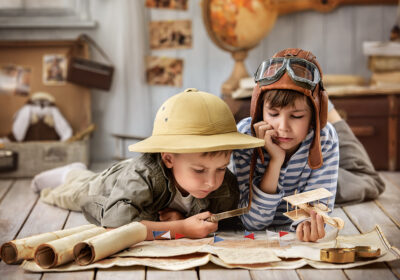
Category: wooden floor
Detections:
[{"x1": 0, "y1": 171, "x2": 399, "y2": 280}]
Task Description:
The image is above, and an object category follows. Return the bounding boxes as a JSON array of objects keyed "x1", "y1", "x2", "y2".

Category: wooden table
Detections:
[{"x1": 0, "y1": 168, "x2": 399, "y2": 279}]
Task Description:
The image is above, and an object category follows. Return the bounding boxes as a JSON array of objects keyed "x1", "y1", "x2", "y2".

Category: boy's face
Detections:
[
  {"x1": 161, "y1": 152, "x2": 231, "y2": 199},
  {"x1": 263, "y1": 97, "x2": 312, "y2": 155}
]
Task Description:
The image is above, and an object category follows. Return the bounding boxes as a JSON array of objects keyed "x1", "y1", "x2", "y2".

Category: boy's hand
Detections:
[
  {"x1": 159, "y1": 208, "x2": 184, "y2": 221},
  {"x1": 253, "y1": 121, "x2": 285, "y2": 163},
  {"x1": 183, "y1": 211, "x2": 218, "y2": 238},
  {"x1": 296, "y1": 210, "x2": 325, "y2": 242}
]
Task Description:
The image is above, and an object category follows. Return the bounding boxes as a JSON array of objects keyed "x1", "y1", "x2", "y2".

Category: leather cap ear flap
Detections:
[
  {"x1": 319, "y1": 89, "x2": 328, "y2": 128},
  {"x1": 308, "y1": 130, "x2": 323, "y2": 169},
  {"x1": 250, "y1": 84, "x2": 263, "y2": 136},
  {"x1": 249, "y1": 84, "x2": 265, "y2": 164}
]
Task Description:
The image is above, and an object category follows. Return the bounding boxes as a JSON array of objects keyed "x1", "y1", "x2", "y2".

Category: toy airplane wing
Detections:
[{"x1": 283, "y1": 188, "x2": 333, "y2": 206}]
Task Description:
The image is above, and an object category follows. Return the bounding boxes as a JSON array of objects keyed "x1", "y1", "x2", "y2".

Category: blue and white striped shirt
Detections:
[{"x1": 232, "y1": 117, "x2": 339, "y2": 231}]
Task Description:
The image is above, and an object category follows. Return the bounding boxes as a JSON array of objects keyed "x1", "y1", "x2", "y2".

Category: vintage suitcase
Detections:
[{"x1": 0, "y1": 39, "x2": 92, "y2": 178}]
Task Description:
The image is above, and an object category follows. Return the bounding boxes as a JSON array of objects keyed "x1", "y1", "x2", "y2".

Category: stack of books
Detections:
[
  {"x1": 363, "y1": 41, "x2": 400, "y2": 87},
  {"x1": 231, "y1": 77, "x2": 255, "y2": 99}
]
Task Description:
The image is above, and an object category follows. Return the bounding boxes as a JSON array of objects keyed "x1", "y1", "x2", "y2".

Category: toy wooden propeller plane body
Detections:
[{"x1": 283, "y1": 188, "x2": 344, "y2": 229}]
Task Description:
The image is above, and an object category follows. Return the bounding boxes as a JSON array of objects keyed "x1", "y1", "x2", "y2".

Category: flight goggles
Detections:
[{"x1": 254, "y1": 57, "x2": 321, "y2": 90}]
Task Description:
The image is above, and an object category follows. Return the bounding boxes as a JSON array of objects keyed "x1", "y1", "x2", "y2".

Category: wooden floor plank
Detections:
[
  {"x1": 0, "y1": 180, "x2": 13, "y2": 202},
  {"x1": 96, "y1": 267, "x2": 145, "y2": 280},
  {"x1": 332, "y1": 207, "x2": 360, "y2": 235},
  {"x1": 375, "y1": 174, "x2": 400, "y2": 228},
  {"x1": 380, "y1": 172, "x2": 400, "y2": 188},
  {"x1": 378, "y1": 172, "x2": 400, "y2": 279},
  {"x1": 344, "y1": 262, "x2": 398, "y2": 280},
  {"x1": 0, "y1": 261, "x2": 41, "y2": 280},
  {"x1": 64, "y1": 211, "x2": 91, "y2": 229},
  {"x1": 42, "y1": 271, "x2": 94, "y2": 280},
  {"x1": 0, "y1": 179, "x2": 38, "y2": 245},
  {"x1": 343, "y1": 201, "x2": 400, "y2": 279},
  {"x1": 16, "y1": 198, "x2": 69, "y2": 239},
  {"x1": 298, "y1": 269, "x2": 348, "y2": 280},
  {"x1": 250, "y1": 269, "x2": 300, "y2": 279},
  {"x1": 147, "y1": 267, "x2": 198, "y2": 280},
  {"x1": 199, "y1": 263, "x2": 251, "y2": 279}
]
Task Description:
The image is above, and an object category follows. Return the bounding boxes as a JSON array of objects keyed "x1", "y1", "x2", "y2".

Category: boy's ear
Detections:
[{"x1": 161, "y1": 153, "x2": 174, "y2": 168}]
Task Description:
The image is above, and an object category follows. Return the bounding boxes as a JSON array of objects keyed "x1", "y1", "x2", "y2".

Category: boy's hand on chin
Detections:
[
  {"x1": 296, "y1": 210, "x2": 325, "y2": 242},
  {"x1": 253, "y1": 121, "x2": 285, "y2": 163},
  {"x1": 159, "y1": 208, "x2": 184, "y2": 221},
  {"x1": 183, "y1": 211, "x2": 218, "y2": 238}
]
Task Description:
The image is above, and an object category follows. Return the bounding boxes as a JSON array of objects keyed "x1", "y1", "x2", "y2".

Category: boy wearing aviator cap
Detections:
[
  {"x1": 232, "y1": 48, "x2": 339, "y2": 242},
  {"x1": 33, "y1": 88, "x2": 264, "y2": 240}
]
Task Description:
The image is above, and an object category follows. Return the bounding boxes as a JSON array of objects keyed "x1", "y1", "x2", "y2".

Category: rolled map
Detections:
[
  {"x1": 0, "y1": 224, "x2": 96, "y2": 264},
  {"x1": 73, "y1": 222, "x2": 147, "y2": 265}
]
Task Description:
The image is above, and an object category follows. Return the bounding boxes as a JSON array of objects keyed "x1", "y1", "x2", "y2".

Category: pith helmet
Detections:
[{"x1": 129, "y1": 88, "x2": 264, "y2": 153}]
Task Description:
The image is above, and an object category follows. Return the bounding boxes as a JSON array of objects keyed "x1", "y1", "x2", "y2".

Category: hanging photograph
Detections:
[
  {"x1": 145, "y1": 0, "x2": 188, "y2": 10},
  {"x1": 150, "y1": 20, "x2": 192, "y2": 50},
  {"x1": 0, "y1": 64, "x2": 31, "y2": 97},
  {"x1": 146, "y1": 56, "x2": 183, "y2": 87},
  {"x1": 43, "y1": 54, "x2": 68, "y2": 85}
]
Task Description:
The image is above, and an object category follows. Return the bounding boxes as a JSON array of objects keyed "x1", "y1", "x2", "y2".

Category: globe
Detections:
[{"x1": 202, "y1": 0, "x2": 278, "y2": 94}]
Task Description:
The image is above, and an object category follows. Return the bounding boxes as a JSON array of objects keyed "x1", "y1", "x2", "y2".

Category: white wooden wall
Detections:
[{"x1": 0, "y1": 1, "x2": 397, "y2": 161}]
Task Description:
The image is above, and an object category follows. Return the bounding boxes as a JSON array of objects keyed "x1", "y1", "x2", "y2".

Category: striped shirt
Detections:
[{"x1": 232, "y1": 117, "x2": 339, "y2": 231}]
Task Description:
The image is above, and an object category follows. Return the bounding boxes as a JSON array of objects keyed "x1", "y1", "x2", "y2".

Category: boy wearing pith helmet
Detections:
[{"x1": 36, "y1": 88, "x2": 264, "y2": 240}]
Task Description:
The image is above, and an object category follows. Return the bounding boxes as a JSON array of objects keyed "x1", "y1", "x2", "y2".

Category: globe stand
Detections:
[{"x1": 221, "y1": 50, "x2": 250, "y2": 95}]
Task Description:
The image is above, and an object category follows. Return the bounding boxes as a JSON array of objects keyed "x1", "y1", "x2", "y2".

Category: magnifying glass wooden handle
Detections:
[{"x1": 205, "y1": 208, "x2": 249, "y2": 222}]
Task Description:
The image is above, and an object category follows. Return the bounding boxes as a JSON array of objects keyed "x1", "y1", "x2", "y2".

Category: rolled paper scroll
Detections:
[
  {"x1": 73, "y1": 222, "x2": 147, "y2": 266},
  {"x1": 0, "y1": 224, "x2": 96, "y2": 264},
  {"x1": 34, "y1": 226, "x2": 106, "y2": 268}
]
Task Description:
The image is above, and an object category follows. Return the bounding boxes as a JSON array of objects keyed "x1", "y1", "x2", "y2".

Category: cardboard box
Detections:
[{"x1": 0, "y1": 39, "x2": 92, "y2": 178}]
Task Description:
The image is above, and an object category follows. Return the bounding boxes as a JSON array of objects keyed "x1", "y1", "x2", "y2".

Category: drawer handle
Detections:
[{"x1": 350, "y1": 126, "x2": 375, "y2": 137}]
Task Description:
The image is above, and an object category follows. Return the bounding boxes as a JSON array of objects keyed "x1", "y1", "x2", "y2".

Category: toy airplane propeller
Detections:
[{"x1": 283, "y1": 188, "x2": 344, "y2": 229}]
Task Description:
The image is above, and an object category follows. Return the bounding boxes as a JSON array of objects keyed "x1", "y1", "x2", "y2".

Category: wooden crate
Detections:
[{"x1": 0, "y1": 39, "x2": 92, "y2": 178}]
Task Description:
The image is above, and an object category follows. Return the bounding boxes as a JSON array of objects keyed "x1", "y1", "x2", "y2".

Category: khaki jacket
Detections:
[{"x1": 80, "y1": 153, "x2": 240, "y2": 228}]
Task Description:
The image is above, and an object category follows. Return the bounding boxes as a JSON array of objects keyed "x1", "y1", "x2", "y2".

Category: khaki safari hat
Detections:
[{"x1": 129, "y1": 88, "x2": 264, "y2": 153}]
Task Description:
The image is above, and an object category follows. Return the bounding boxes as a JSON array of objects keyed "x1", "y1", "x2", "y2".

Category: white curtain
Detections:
[{"x1": 90, "y1": 0, "x2": 152, "y2": 161}]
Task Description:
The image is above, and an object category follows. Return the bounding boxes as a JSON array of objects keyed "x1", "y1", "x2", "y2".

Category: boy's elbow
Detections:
[{"x1": 101, "y1": 202, "x2": 141, "y2": 228}]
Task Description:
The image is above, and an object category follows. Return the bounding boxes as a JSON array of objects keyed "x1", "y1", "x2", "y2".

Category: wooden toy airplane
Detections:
[{"x1": 283, "y1": 188, "x2": 344, "y2": 229}]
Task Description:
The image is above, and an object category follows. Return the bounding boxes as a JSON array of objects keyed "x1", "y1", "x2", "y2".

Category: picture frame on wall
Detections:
[
  {"x1": 0, "y1": 64, "x2": 31, "y2": 97},
  {"x1": 150, "y1": 20, "x2": 192, "y2": 50},
  {"x1": 146, "y1": 56, "x2": 183, "y2": 87},
  {"x1": 43, "y1": 54, "x2": 67, "y2": 85}
]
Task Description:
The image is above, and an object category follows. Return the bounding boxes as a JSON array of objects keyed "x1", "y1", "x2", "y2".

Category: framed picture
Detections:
[
  {"x1": 146, "y1": 56, "x2": 183, "y2": 87},
  {"x1": 43, "y1": 54, "x2": 67, "y2": 85},
  {"x1": 150, "y1": 20, "x2": 192, "y2": 50},
  {"x1": 145, "y1": 0, "x2": 188, "y2": 10},
  {"x1": 0, "y1": 64, "x2": 31, "y2": 96}
]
